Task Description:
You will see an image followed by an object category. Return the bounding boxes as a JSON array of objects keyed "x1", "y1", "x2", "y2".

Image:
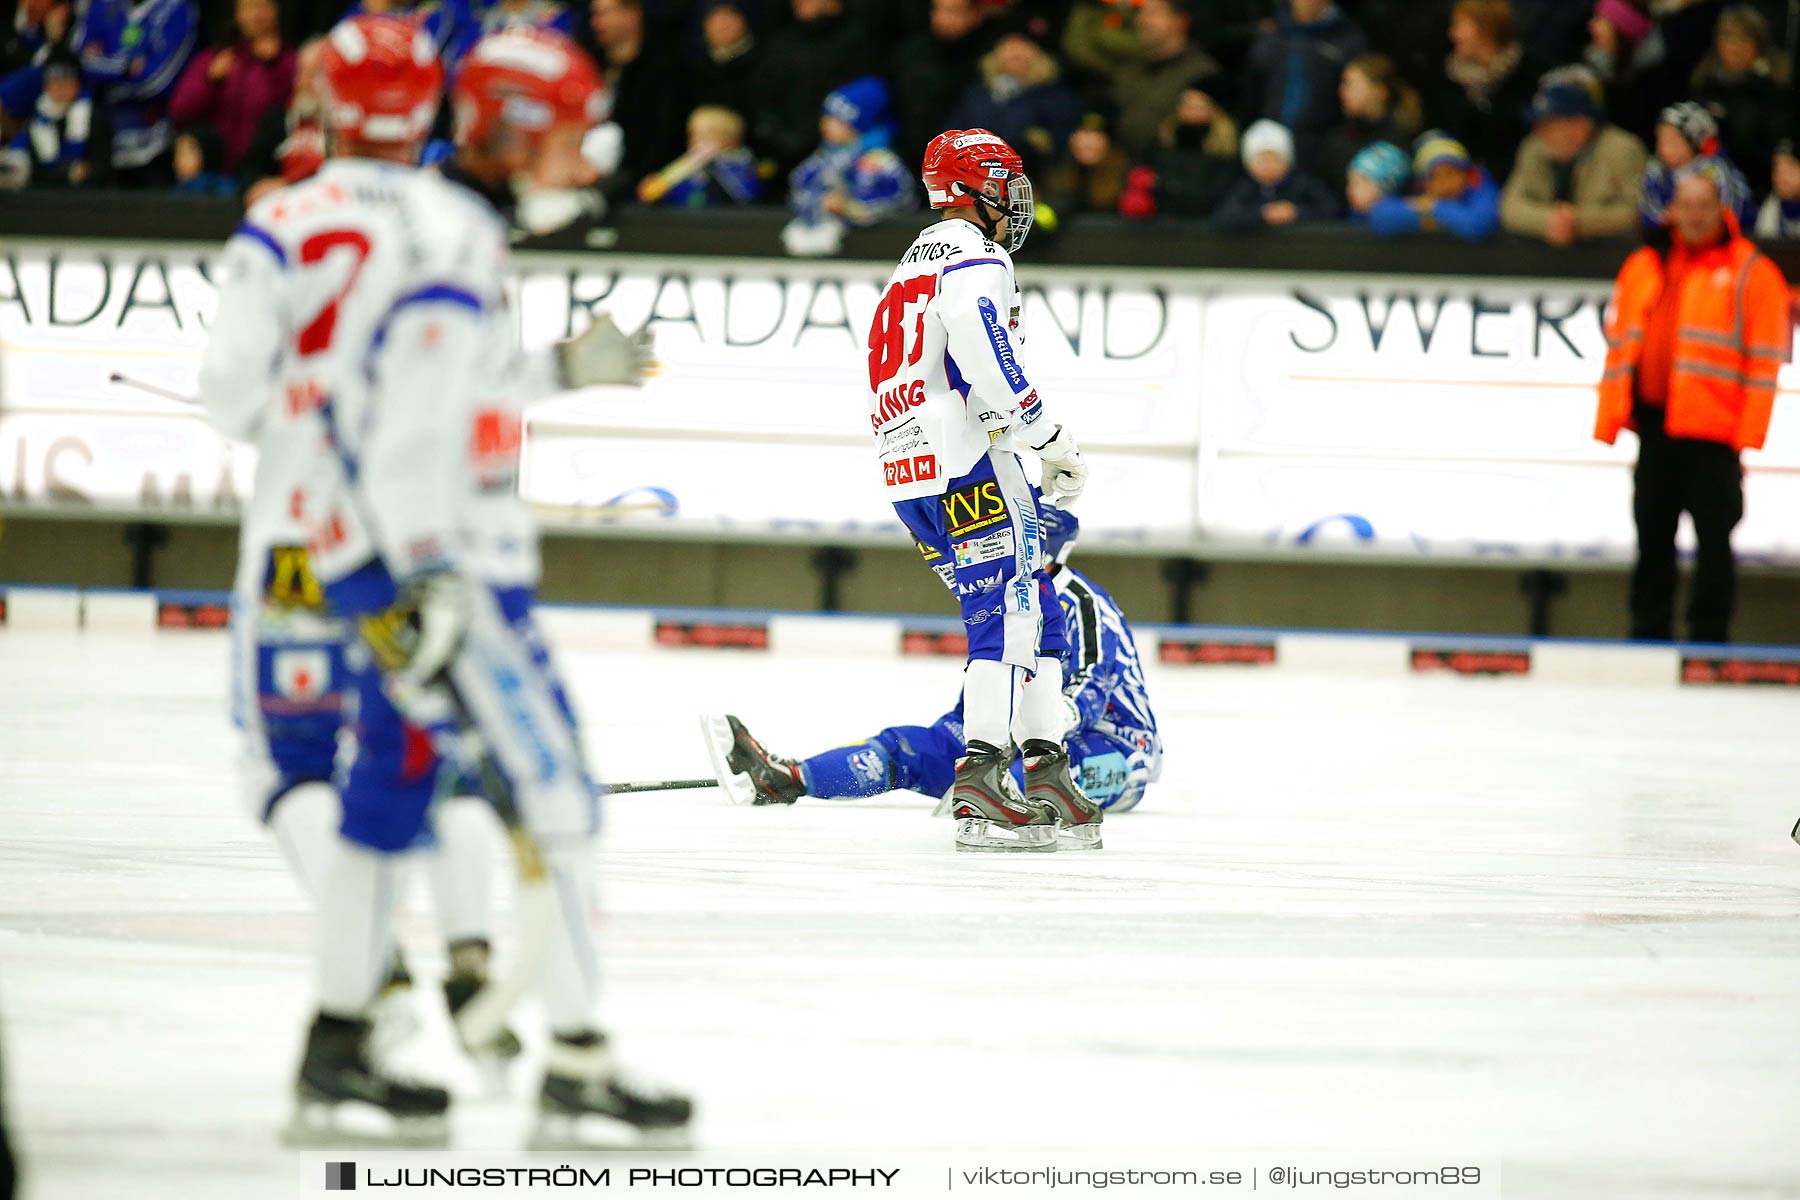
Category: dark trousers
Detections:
[{"x1": 1630, "y1": 402, "x2": 1744, "y2": 643}]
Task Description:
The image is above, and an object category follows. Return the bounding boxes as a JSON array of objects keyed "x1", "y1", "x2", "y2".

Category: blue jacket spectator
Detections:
[
  {"x1": 1366, "y1": 131, "x2": 1500, "y2": 240},
  {"x1": 788, "y1": 76, "x2": 912, "y2": 229},
  {"x1": 1213, "y1": 118, "x2": 1338, "y2": 231},
  {"x1": 76, "y1": 0, "x2": 197, "y2": 178},
  {"x1": 3, "y1": 46, "x2": 107, "y2": 186},
  {"x1": 1241, "y1": 0, "x2": 1369, "y2": 177},
  {"x1": 1641, "y1": 102, "x2": 1757, "y2": 230},
  {"x1": 945, "y1": 29, "x2": 1079, "y2": 181},
  {"x1": 440, "y1": 0, "x2": 570, "y2": 71}
]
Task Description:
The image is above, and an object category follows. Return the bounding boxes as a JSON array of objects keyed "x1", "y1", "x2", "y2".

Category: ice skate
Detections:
[
  {"x1": 949, "y1": 740, "x2": 1057, "y2": 853},
  {"x1": 284, "y1": 1013, "x2": 450, "y2": 1147},
  {"x1": 528, "y1": 1033, "x2": 694, "y2": 1151},
  {"x1": 700, "y1": 714, "x2": 805, "y2": 806},
  {"x1": 443, "y1": 938, "x2": 524, "y2": 1080},
  {"x1": 1022, "y1": 739, "x2": 1104, "y2": 850}
]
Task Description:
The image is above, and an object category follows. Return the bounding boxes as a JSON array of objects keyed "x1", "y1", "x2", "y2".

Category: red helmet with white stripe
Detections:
[
  {"x1": 318, "y1": 15, "x2": 443, "y2": 146},
  {"x1": 921, "y1": 127, "x2": 1035, "y2": 252},
  {"x1": 452, "y1": 28, "x2": 606, "y2": 151}
]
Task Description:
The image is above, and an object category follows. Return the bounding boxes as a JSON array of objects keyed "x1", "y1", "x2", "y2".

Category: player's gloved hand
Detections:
[
  {"x1": 556, "y1": 312, "x2": 653, "y2": 389},
  {"x1": 1032, "y1": 424, "x2": 1088, "y2": 508},
  {"x1": 359, "y1": 573, "x2": 471, "y2": 705}
]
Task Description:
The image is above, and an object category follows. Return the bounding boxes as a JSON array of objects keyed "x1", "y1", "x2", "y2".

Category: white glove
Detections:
[
  {"x1": 556, "y1": 311, "x2": 653, "y2": 388},
  {"x1": 359, "y1": 572, "x2": 470, "y2": 715},
  {"x1": 1032, "y1": 423, "x2": 1088, "y2": 508}
]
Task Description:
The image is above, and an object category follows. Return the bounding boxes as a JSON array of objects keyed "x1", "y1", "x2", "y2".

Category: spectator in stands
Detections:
[
  {"x1": 237, "y1": 34, "x2": 324, "y2": 203},
  {"x1": 1500, "y1": 68, "x2": 1646, "y2": 246},
  {"x1": 1, "y1": 45, "x2": 108, "y2": 187},
  {"x1": 170, "y1": 125, "x2": 234, "y2": 194},
  {"x1": 2, "y1": 0, "x2": 75, "y2": 77},
  {"x1": 1060, "y1": 0, "x2": 1145, "y2": 87},
  {"x1": 1043, "y1": 112, "x2": 1129, "y2": 215},
  {"x1": 445, "y1": 0, "x2": 574, "y2": 69},
  {"x1": 1241, "y1": 0, "x2": 1367, "y2": 178},
  {"x1": 1212, "y1": 118, "x2": 1338, "y2": 231},
  {"x1": 1117, "y1": 80, "x2": 1238, "y2": 220},
  {"x1": 946, "y1": 25, "x2": 1080, "y2": 179},
  {"x1": 1324, "y1": 52, "x2": 1421, "y2": 201},
  {"x1": 1641, "y1": 101, "x2": 1755, "y2": 230},
  {"x1": 1432, "y1": 0, "x2": 1541, "y2": 181},
  {"x1": 590, "y1": 0, "x2": 688, "y2": 196},
  {"x1": 76, "y1": 0, "x2": 197, "y2": 185},
  {"x1": 751, "y1": 0, "x2": 871, "y2": 183},
  {"x1": 1755, "y1": 138, "x2": 1800, "y2": 238},
  {"x1": 169, "y1": 0, "x2": 295, "y2": 174},
  {"x1": 1597, "y1": 161, "x2": 1788, "y2": 642},
  {"x1": 1365, "y1": 130, "x2": 1499, "y2": 239},
  {"x1": 693, "y1": 1, "x2": 759, "y2": 130},
  {"x1": 1343, "y1": 140, "x2": 1409, "y2": 220},
  {"x1": 342, "y1": 0, "x2": 467, "y2": 65},
  {"x1": 1584, "y1": 0, "x2": 1658, "y2": 137},
  {"x1": 1510, "y1": 0, "x2": 1590, "y2": 72},
  {"x1": 1110, "y1": 0, "x2": 1218, "y2": 160},
  {"x1": 637, "y1": 105, "x2": 762, "y2": 206},
  {"x1": 1690, "y1": 4, "x2": 1786, "y2": 195},
  {"x1": 782, "y1": 75, "x2": 912, "y2": 255},
  {"x1": 890, "y1": 0, "x2": 991, "y2": 170}
]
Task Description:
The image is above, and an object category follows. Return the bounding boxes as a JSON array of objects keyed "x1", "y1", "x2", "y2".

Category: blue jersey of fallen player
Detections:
[{"x1": 1057, "y1": 564, "x2": 1159, "y2": 772}]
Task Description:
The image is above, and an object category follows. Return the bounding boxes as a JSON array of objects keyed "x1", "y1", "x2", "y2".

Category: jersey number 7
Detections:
[
  {"x1": 295, "y1": 230, "x2": 374, "y2": 357},
  {"x1": 866, "y1": 275, "x2": 938, "y2": 391}
]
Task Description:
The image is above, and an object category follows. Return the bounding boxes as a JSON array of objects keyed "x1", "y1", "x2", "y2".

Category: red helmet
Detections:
[
  {"x1": 318, "y1": 15, "x2": 443, "y2": 145},
  {"x1": 921, "y1": 128, "x2": 1035, "y2": 252},
  {"x1": 453, "y1": 28, "x2": 607, "y2": 150}
]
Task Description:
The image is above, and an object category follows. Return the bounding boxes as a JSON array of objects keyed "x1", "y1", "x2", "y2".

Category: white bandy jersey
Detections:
[
  {"x1": 199, "y1": 158, "x2": 555, "y2": 596},
  {"x1": 867, "y1": 217, "x2": 1054, "y2": 503}
]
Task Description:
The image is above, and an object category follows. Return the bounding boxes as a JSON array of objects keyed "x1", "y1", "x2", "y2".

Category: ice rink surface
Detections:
[{"x1": 2, "y1": 627, "x2": 1799, "y2": 1199}]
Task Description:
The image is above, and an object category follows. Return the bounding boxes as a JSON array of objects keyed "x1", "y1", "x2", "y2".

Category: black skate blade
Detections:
[
  {"x1": 1791, "y1": 815, "x2": 1800, "y2": 846},
  {"x1": 529, "y1": 1111, "x2": 693, "y2": 1153},
  {"x1": 282, "y1": 1100, "x2": 449, "y2": 1149}
]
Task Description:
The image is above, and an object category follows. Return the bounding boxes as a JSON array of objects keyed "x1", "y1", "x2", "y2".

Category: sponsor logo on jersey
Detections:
[
  {"x1": 264, "y1": 545, "x2": 325, "y2": 611},
  {"x1": 955, "y1": 572, "x2": 1003, "y2": 597},
  {"x1": 871, "y1": 379, "x2": 926, "y2": 430},
  {"x1": 977, "y1": 298, "x2": 1028, "y2": 394},
  {"x1": 1017, "y1": 388, "x2": 1043, "y2": 425},
  {"x1": 471, "y1": 408, "x2": 523, "y2": 492},
  {"x1": 941, "y1": 479, "x2": 1008, "y2": 538},
  {"x1": 953, "y1": 528, "x2": 1015, "y2": 568},
  {"x1": 965, "y1": 603, "x2": 1002, "y2": 627},
  {"x1": 884, "y1": 455, "x2": 937, "y2": 487},
  {"x1": 849, "y1": 748, "x2": 886, "y2": 785}
]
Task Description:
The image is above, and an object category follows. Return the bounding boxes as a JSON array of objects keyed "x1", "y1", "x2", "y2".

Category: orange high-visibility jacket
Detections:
[{"x1": 1597, "y1": 227, "x2": 1790, "y2": 451}]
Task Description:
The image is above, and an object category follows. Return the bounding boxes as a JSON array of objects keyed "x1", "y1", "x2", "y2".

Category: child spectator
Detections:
[
  {"x1": 170, "y1": 125, "x2": 234, "y2": 195},
  {"x1": 1755, "y1": 139, "x2": 1800, "y2": 238},
  {"x1": 1344, "y1": 140, "x2": 1408, "y2": 220},
  {"x1": 2, "y1": 45, "x2": 107, "y2": 186},
  {"x1": 1324, "y1": 52, "x2": 1421, "y2": 202},
  {"x1": 1241, "y1": 0, "x2": 1368, "y2": 177},
  {"x1": 1690, "y1": 4, "x2": 1787, "y2": 195},
  {"x1": 1500, "y1": 67, "x2": 1647, "y2": 246},
  {"x1": 782, "y1": 75, "x2": 912, "y2": 255},
  {"x1": 1432, "y1": 0, "x2": 1542, "y2": 181},
  {"x1": 637, "y1": 106, "x2": 762, "y2": 207},
  {"x1": 946, "y1": 25, "x2": 1080, "y2": 180},
  {"x1": 1366, "y1": 131, "x2": 1500, "y2": 240},
  {"x1": 169, "y1": 0, "x2": 294, "y2": 174},
  {"x1": 1641, "y1": 101, "x2": 1755, "y2": 230},
  {"x1": 1118, "y1": 81, "x2": 1239, "y2": 220},
  {"x1": 1043, "y1": 114, "x2": 1130, "y2": 216},
  {"x1": 1212, "y1": 118, "x2": 1337, "y2": 231},
  {"x1": 76, "y1": 0, "x2": 197, "y2": 184},
  {"x1": 694, "y1": 0, "x2": 760, "y2": 130}
]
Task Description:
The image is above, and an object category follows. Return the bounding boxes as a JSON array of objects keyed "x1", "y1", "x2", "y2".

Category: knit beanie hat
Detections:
[
  {"x1": 1349, "y1": 141, "x2": 1410, "y2": 195},
  {"x1": 1241, "y1": 119, "x2": 1294, "y2": 168}
]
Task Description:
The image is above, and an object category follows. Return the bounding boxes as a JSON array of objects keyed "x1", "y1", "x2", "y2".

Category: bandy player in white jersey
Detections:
[
  {"x1": 198, "y1": 15, "x2": 524, "y2": 1059},
  {"x1": 201, "y1": 19, "x2": 684, "y2": 1145},
  {"x1": 870, "y1": 127, "x2": 1099, "y2": 852}
]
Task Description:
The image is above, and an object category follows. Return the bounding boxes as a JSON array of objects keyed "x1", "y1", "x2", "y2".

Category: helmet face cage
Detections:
[{"x1": 1005, "y1": 172, "x2": 1034, "y2": 253}]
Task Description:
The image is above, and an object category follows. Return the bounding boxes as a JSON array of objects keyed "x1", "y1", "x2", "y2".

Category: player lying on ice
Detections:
[
  {"x1": 725, "y1": 127, "x2": 1101, "y2": 853},
  {"x1": 705, "y1": 508, "x2": 1162, "y2": 820}
]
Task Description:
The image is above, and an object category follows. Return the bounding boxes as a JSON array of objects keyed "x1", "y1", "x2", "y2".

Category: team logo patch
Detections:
[{"x1": 273, "y1": 649, "x2": 331, "y2": 701}]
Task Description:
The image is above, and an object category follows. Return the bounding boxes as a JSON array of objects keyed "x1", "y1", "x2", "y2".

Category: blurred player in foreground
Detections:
[
  {"x1": 706, "y1": 509, "x2": 1161, "y2": 815},
  {"x1": 202, "y1": 17, "x2": 683, "y2": 1146}
]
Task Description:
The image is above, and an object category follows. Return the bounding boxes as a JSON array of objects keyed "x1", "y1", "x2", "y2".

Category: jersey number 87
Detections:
[{"x1": 866, "y1": 275, "x2": 938, "y2": 390}]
